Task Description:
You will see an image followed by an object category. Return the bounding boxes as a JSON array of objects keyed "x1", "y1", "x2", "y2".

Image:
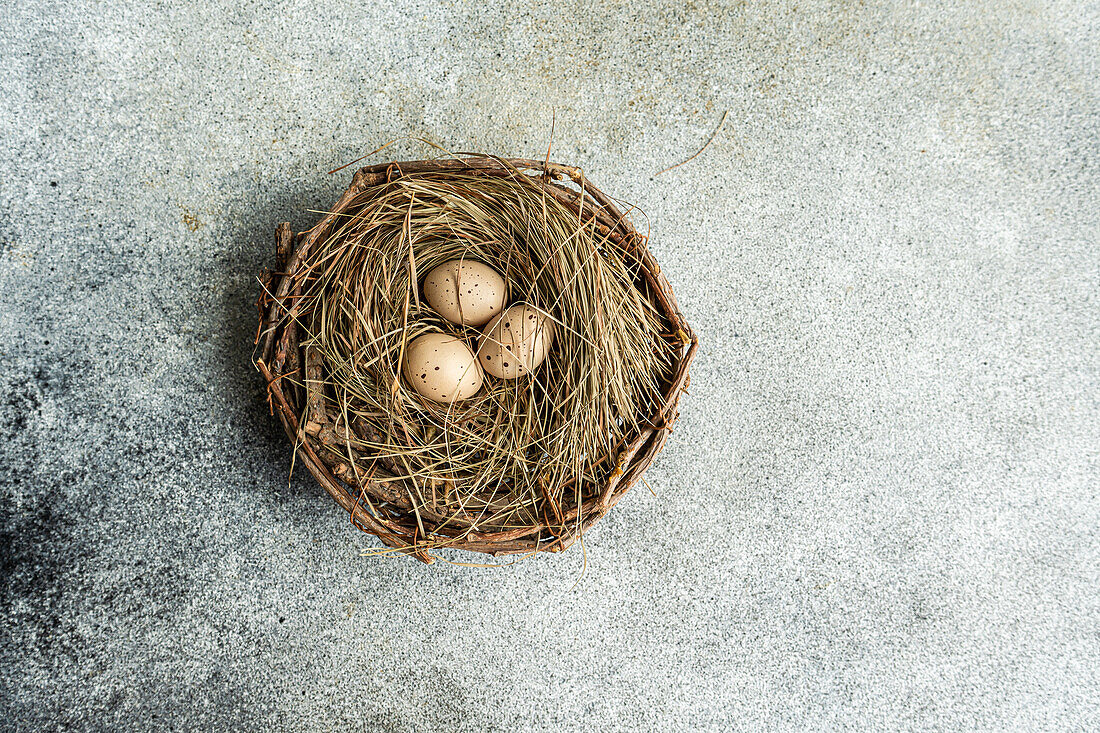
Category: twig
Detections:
[
  {"x1": 654, "y1": 110, "x2": 728, "y2": 177},
  {"x1": 544, "y1": 109, "x2": 556, "y2": 175},
  {"x1": 329, "y1": 139, "x2": 399, "y2": 175}
]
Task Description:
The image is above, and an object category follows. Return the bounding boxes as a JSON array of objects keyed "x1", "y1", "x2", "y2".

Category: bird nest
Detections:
[{"x1": 254, "y1": 156, "x2": 697, "y2": 563}]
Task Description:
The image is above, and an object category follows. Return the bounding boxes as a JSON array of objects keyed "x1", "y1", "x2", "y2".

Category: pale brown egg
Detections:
[
  {"x1": 402, "y1": 333, "x2": 484, "y2": 403},
  {"x1": 421, "y1": 259, "x2": 507, "y2": 327},
  {"x1": 477, "y1": 303, "x2": 556, "y2": 380}
]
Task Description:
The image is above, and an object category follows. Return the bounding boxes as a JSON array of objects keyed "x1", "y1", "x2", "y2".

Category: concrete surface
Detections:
[{"x1": 1, "y1": 0, "x2": 1098, "y2": 730}]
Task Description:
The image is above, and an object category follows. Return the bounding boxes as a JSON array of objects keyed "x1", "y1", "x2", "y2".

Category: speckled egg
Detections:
[
  {"x1": 477, "y1": 303, "x2": 556, "y2": 380},
  {"x1": 403, "y1": 333, "x2": 484, "y2": 403},
  {"x1": 422, "y1": 259, "x2": 507, "y2": 327}
]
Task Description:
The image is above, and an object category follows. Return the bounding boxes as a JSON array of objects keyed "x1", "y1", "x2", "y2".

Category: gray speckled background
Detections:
[{"x1": 1, "y1": 1, "x2": 1098, "y2": 730}]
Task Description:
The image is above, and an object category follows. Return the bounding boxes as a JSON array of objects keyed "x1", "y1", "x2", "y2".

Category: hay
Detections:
[{"x1": 255, "y1": 156, "x2": 697, "y2": 563}]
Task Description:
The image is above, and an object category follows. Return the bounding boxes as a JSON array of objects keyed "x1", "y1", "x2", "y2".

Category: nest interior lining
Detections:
[{"x1": 256, "y1": 157, "x2": 697, "y2": 562}]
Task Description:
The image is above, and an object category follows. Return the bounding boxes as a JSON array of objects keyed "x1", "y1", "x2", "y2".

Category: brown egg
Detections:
[
  {"x1": 477, "y1": 303, "x2": 555, "y2": 380},
  {"x1": 402, "y1": 333, "x2": 484, "y2": 403},
  {"x1": 421, "y1": 259, "x2": 507, "y2": 327}
]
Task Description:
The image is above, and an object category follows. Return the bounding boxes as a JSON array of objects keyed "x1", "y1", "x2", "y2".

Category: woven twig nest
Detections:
[{"x1": 255, "y1": 156, "x2": 697, "y2": 563}]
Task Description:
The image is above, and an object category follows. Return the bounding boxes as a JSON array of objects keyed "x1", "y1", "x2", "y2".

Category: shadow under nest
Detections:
[{"x1": 255, "y1": 156, "x2": 697, "y2": 563}]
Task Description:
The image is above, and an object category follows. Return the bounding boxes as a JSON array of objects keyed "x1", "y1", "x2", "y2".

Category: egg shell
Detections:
[
  {"x1": 477, "y1": 303, "x2": 555, "y2": 380},
  {"x1": 403, "y1": 333, "x2": 484, "y2": 403},
  {"x1": 422, "y1": 259, "x2": 507, "y2": 327}
]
